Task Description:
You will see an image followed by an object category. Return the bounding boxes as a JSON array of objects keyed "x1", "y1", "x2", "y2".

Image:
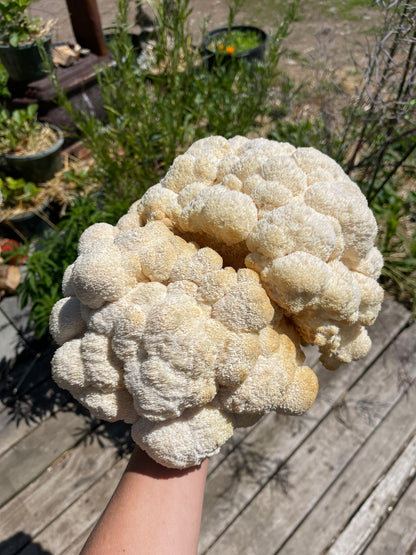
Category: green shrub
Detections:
[
  {"x1": 51, "y1": 0, "x2": 297, "y2": 219},
  {"x1": 19, "y1": 196, "x2": 103, "y2": 338},
  {"x1": 0, "y1": 62, "x2": 10, "y2": 98}
]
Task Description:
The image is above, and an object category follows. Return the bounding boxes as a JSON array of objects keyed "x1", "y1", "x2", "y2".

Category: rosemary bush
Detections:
[{"x1": 51, "y1": 0, "x2": 297, "y2": 219}]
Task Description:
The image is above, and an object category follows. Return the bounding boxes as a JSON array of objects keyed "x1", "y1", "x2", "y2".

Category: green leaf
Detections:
[
  {"x1": 9, "y1": 32, "x2": 19, "y2": 47},
  {"x1": 27, "y1": 104, "x2": 38, "y2": 118}
]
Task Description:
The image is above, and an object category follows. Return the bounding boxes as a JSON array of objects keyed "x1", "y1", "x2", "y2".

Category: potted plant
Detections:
[
  {"x1": 0, "y1": 104, "x2": 64, "y2": 182},
  {"x1": 201, "y1": 25, "x2": 268, "y2": 67},
  {"x1": 0, "y1": 174, "x2": 51, "y2": 238},
  {"x1": 0, "y1": 0, "x2": 54, "y2": 82}
]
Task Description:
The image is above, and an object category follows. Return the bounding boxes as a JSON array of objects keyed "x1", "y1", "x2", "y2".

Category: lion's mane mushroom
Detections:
[{"x1": 50, "y1": 136, "x2": 383, "y2": 468}]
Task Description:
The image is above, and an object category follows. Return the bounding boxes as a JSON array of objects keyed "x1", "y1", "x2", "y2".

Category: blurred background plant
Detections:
[
  {"x1": 0, "y1": 176, "x2": 40, "y2": 208},
  {"x1": 0, "y1": 62, "x2": 10, "y2": 98},
  {"x1": 0, "y1": 0, "x2": 43, "y2": 46}
]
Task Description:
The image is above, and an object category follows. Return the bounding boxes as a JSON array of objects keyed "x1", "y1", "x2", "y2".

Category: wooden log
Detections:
[
  {"x1": 16, "y1": 53, "x2": 114, "y2": 104},
  {"x1": 0, "y1": 265, "x2": 21, "y2": 294}
]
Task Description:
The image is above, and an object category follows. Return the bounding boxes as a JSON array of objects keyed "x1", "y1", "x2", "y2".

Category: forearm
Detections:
[{"x1": 81, "y1": 447, "x2": 208, "y2": 555}]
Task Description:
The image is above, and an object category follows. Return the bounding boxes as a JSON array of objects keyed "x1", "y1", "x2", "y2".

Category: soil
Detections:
[
  {"x1": 29, "y1": 0, "x2": 379, "y2": 85},
  {"x1": 11, "y1": 124, "x2": 60, "y2": 157}
]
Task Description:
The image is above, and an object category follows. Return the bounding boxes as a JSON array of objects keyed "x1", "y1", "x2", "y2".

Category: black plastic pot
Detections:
[
  {"x1": 0, "y1": 34, "x2": 52, "y2": 83},
  {"x1": 201, "y1": 25, "x2": 268, "y2": 69},
  {"x1": 4, "y1": 124, "x2": 64, "y2": 183},
  {"x1": 0, "y1": 199, "x2": 52, "y2": 240}
]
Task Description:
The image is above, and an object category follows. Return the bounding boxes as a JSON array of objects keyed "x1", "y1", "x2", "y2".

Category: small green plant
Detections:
[
  {"x1": 0, "y1": 175, "x2": 40, "y2": 207},
  {"x1": 0, "y1": 0, "x2": 43, "y2": 46},
  {"x1": 0, "y1": 62, "x2": 9, "y2": 98},
  {"x1": 206, "y1": 29, "x2": 263, "y2": 55},
  {"x1": 19, "y1": 195, "x2": 103, "y2": 338},
  {"x1": 0, "y1": 103, "x2": 58, "y2": 156},
  {"x1": 0, "y1": 104, "x2": 38, "y2": 152}
]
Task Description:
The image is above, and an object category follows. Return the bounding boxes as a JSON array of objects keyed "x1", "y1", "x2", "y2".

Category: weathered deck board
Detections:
[
  {"x1": 328, "y1": 434, "x2": 416, "y2": 555},
  {"x1": 279, "y1": 378, "x2": 416, "y2": 554},
  {"x1": 198, "y1": 298, "x2": 411, "y2": 553},
  {"x1": 61, "y1": 528, "x2": 94, "y2": 555},
  {"x1": 0, "y1": 423, "x2": 125, "y2": 554},
  {"x1": 21, "y1": 459, "x2": 127, "y2": 555},
  {"x1": 365, "y1": 475, "x2": 416, "y2": 555},
  {"x1": 0, "y1": 309, "x2": 28, "y2": 370},
  {"x1": 0, "y1": 410, "x2": 93, "y2": 508},
  {"x1": 0, "y1": 296, "x2": 32, "y2": 334},
  {"x1": 0, "y1": 344, "x2": 56, "y2": 414},
  {"x1": 205, "y1": 321, "x2": 416, "y2": 555},
  {"x1": 0, "y1": 380, "x2": 70, "y2": 457}
]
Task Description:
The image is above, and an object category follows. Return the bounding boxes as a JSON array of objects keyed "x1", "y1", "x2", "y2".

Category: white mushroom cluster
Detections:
[{"x1": 50, "y1": 136, "x2": 383, "y2": 468}]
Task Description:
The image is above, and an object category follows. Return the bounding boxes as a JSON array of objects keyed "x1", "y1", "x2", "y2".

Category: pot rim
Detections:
[
  {"x1": 4, "y1": 123, "x2": 64, "y2": 161},
  {"x1": 0, "y1": 197, "x2": 51, "y2": 223},
  {"x1": 0, "y1": 32, "x2": 52, "y2": 50}
]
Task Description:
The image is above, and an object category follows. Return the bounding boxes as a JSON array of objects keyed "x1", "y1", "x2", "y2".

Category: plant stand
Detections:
[{"x1": 7, "y1": 52, "x2": 114, "y2": 133}]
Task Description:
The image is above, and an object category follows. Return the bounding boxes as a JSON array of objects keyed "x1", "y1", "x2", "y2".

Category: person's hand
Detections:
[{"x1": 81, "y1": 447, "x2": 208, "y2": 555}]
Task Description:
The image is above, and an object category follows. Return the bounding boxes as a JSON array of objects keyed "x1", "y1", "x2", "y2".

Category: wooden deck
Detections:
[{"x1": 0, "y1": 297, "x2": 415, "y2": 554}]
